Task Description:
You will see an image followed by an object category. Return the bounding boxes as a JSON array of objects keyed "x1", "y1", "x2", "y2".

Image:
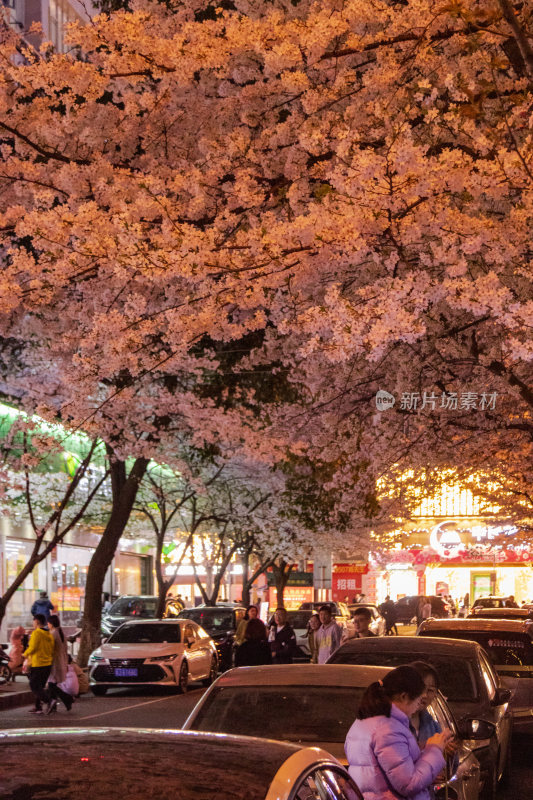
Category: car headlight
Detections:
[
  {"x1": 89, "y1": 652, "x2": 104, "y2": 663},
  {"x1": 150, "y1": 654, "x2": 180, "y2": 662}
]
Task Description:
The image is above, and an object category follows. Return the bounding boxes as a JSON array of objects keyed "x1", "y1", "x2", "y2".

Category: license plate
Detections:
[{"x1": 114, "y1": 668, "x2": 138, "y2": 677}]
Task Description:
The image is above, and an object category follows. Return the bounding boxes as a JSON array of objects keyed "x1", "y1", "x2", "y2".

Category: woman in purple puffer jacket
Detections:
[{"x1": 345, "y1": 666, "x2": 453, "y2": 800}]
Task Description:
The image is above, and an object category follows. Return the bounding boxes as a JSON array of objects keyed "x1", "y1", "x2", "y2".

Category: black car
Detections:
[
  {"x1": 101, "y1": 595, "x2": 159, "y2": 637},
  {"x1": 393, "y1": 594, "x2": 450, "y2": 624},
  {"x1": 327, "y1": 635, "x2": 512, "y2": 800},
  {"x1": 169, "y1": 605, "x2": 246, "y2": 671}
]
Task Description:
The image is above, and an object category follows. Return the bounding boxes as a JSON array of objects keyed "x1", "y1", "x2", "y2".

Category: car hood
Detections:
[{"x1": 101, "y1": 643, "x2": 182, "y2": 658}]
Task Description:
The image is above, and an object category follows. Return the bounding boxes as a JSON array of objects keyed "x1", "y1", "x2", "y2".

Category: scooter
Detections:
[{"x1": 0, "y1": 643, "x2": 12, "y2": 684}]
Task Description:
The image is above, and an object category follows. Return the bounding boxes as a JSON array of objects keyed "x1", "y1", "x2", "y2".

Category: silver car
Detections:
[{"x1": 184, "y1": 663, "x2": 481, "y2": 800}]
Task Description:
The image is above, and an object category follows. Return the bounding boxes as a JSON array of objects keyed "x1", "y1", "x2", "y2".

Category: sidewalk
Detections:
[{"x1": 0, "y1": 677, "x2": 34, "y2": 712}]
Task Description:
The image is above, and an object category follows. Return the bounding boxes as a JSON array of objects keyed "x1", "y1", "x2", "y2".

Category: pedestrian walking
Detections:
[
  {"x1": 268, "y1": 608, "x2": 297, "y2": 664},
  {"x1": 102, "y1": 592, "x2": 112, "y2": 613},
  {"x1": 345, "y1": 665, "x2": 453, "y2": 800},
  {"x1": 8, "y1": 625, "x2": 27, "y2": 679},
  {"x1": 234, "y1": 606, "x2": 271, "y2": 666},
  {"x1": 306, "y1": 613, "x2": 321, "y2": 664},
  {"x1": 315, "y1": 605, "x2": 342, "y2": 664},
  {"x1": 421, "y1": 597, "x2": 432, "y2": 622},
  {"x1": 48, "y1": 655, "x2": 80, "y2": 711},
  {"x1": 30, "y1": 591, "x2": 54, "y2": 621},
  {"x1": 45, "y1": 614, "x2": 70, "y2": 714},
  {"x1": 23, "y1": 614, "x2": 54, "y2": 714},
  {"x1": 379, "y1": 596, "x2": 398, "y2": 635}
]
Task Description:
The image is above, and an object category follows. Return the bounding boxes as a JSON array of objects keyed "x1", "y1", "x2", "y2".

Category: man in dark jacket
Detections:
[
  {"x1": 268, "y1": 608, "x2": 297, "y2": 663},
  {"x1": 380, "y1": 596, "x2": 398, "y2": 635},
  {"x1": 30, "y1": 592, "x2": 54, "y2": 621}
]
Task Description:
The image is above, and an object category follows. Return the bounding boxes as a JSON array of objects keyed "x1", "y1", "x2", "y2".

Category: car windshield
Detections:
[
  {"x1": 424, "y1": 629, "x2": 533, "y2": 667},
  {"x1": 330, "y1": 651, "x2": 478, "y2": 702},
  {"x1": 108, "y1": 597, "x2": 158, "y2": 617},
  {"x1": 190, "y1": 685, "x2": 362, "y2": 742},
  {"x1": 109, "y1": 623, "x2": 181, "y2": 644},
  {"x1": 474, "y1": 599, "x2": 505, "y2": 608},
  {"x1": 178, "y1": 609, "x2": 234, "y2": 631}
]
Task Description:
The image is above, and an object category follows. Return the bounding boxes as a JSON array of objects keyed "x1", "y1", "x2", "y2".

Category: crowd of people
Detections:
[
  {"x1": 3, "y1": 591, "x2": 482, "y2": 800},
  {"x1": 4, "y1": 590, "x2": 89, "y2": 714}
]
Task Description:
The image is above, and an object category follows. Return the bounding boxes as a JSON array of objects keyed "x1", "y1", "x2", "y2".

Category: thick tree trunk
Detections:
[
  {"x1": 241, "y1": 551, "x2": 250, "y2": 607},
  {"x1": 154, "y1": 539, "x2": 170, "y2": 619},
  {"x1": 272, "y1": 559, "x2": 295, "y2": 608},
  {"x1": 77, "y1": 455, "x2": 149, "y2": 666}
]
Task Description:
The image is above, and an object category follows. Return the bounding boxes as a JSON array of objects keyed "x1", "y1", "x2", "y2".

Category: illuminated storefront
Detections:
[
  {"x1": 1, "y1": 520, "x2": 152, "y2": 635},
  {"x1": 369, "y1": 482, "x2": 533, "y2": 605}
]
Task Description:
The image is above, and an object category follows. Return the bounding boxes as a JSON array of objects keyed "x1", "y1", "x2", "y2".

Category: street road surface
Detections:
[{"x1": 0, "y1": 684, "x2": 531, "y2": 796}]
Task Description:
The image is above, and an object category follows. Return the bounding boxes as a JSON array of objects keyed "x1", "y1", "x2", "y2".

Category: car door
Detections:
[
  {"x1": 181, "y1": 623, "x2": 202, "y2": 679},
  {"x1": 193, "y1": 621, "x2": 216, "y2": 674},
  {"x1": 478, "y1": 649, "x2": 512, "y2": 778},
  {"x1": 430, "y1": 694, "x2": 481, "y2": 800},
  {"x1": 188, "y1": 622, "x2": 212, "y2": 677}
]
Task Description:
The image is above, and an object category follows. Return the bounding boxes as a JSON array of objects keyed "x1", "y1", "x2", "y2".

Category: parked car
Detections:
[
  {"x1": 284, "y1": 609, "x2": 315, "y2": 660},
  {"x1": 327, "y1": 635, "x2": 512, "y2": 800},
  {"x1": 167, "y1": 605, "x2": 246, "y2": 671},
  {"x1": 393, "y1": 595, "x2": 451, "y2": 624},
  {"x1": 471, "y1": 596, "x2": 519, "y2": 612},
  {"x1": 0, "y1": 727, "x2": 363, "y2": 800},
  {"x1": 183, "y1": 663, "x2": 481, "y2": 800},
  {"x1": 345, "y1": 604, "x2": 386, "y2": 637},
  {"x1": 298, "y1": 601, "x2": 351, "y2": 626},
  {"x1": 100, "y1": 595, "x2": 159, "y2": 637},
  {"x1": 419, "y1": 617, "x2": 533, "y2": 732},
  {"x1": 89, "y1": 618, "x2": 218, "y2": 695},
  {"x1": 468, "y1": 607, "x2": 533, "y2": 621}
]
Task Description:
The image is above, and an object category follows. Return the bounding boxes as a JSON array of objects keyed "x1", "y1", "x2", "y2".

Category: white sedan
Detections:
[{"x1": 89, "y1": 618, "x2": 218, "y2": 695}]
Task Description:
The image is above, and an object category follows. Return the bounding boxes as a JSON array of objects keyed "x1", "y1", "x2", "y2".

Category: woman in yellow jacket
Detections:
[{"x1": 24, "y1": 613, "x2": 54, "y2": 714}]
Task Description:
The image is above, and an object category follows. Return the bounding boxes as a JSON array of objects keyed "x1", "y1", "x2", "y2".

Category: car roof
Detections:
[
  {"x1": 112, "y1": 595, "x2": 158, "y2": 600},
  {"x1": 211, "y1": 664, "x2": 391, "y2": 688},
  {"x1": 119, "y1": 618, "x2": 183, "y2": 626},
  {"x1": 470, "y1": 608, "x2": 532, "y2": 617},
  {"x1": 420, "y1": 618, "x2": 533, "y2": 633},
  {"x1": 191, "y1": 604, "x2": 245, "y2": 610},
  {"x1": 473, "y1": 596, "x2": 509, "y2": 601},
  {"x1": 0, "y1": 728, "x2": 308, "y2": 799},
  {"x1": 181, "y1": 606, "x2": 244, "y2": 611},
  {"x1": 335, "y1": 635, "x2": 482, "y2": 656}
]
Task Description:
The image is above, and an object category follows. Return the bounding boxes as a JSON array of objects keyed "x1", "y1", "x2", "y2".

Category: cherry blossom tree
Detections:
[
  {"x1": 0, "y1": 0, "x2": 532, "y2": 625},
  {"x1": 0, "y1": 419, "x2": 110, "y2": 629}
]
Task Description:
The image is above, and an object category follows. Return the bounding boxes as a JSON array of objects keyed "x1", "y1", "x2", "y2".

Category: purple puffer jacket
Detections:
[{"x1": 344, "y1": 704, "x2": 445, "y2": 800}]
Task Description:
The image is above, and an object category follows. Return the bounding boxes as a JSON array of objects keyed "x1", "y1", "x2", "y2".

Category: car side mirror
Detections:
[
  {"x1": 458, "y1": 718, "x2": 495, "y2": 739},
  {"x1": 492, "y1": 687, "x2": 512, "y2": 706}
]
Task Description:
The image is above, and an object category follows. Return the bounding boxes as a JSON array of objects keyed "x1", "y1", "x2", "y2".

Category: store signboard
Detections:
[
  {"x1": 331, "y1": 563, "x2": 368, "y2": 601},
  {"x1": 268, "y1": 585, "x2": 313, "y2": 610},
  {"x1": 374, "y1": 545, "x2": 533, "y2": 567}
]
